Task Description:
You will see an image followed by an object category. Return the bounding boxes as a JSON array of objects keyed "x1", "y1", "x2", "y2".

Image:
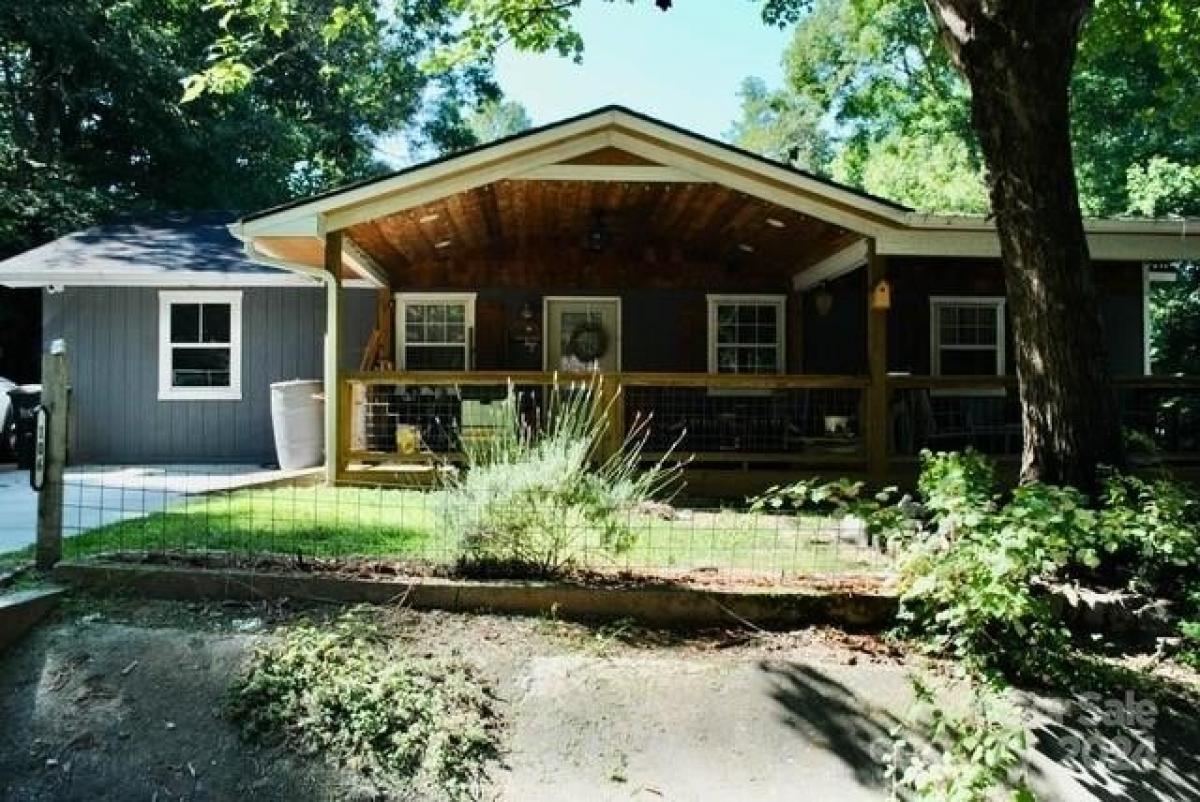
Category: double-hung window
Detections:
[
  {"x1": 395, "y1": 293, "x2": 476, "y2": 370},
  {"x1": 707, "y1": 295, "x2": 786, "y2": 375},
  {"x1": 158, "y1": 290, "x2": 242, "y2": 400},
  {"x1": 930, "y1": 296, "x2": 1006, "y2": 377}
]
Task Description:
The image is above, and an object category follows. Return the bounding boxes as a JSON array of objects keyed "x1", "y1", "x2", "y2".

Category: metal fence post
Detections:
[{"x1": 36, "y1": 343, "x2": 69, "y2": 570}]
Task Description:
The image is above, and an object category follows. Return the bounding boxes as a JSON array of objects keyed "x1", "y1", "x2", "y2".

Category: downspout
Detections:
[{"x1": 243, "y1": 240, "x2": 341, "y2": 485}]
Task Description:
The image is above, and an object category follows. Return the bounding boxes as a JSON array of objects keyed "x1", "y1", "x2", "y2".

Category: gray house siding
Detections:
[{"x1": 44, "y1": 285, "x2": 374, "y2": 464}]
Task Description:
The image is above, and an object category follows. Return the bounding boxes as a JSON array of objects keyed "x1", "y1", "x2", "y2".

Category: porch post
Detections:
[
  {"x1": 866, "y1": 241, "x2": 889, "y2": 482},
  {"x1": 324, "y1": 230, "x2": 343, "y2": 484}
]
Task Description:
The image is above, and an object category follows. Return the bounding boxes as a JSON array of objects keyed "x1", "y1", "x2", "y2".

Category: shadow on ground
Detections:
[{"x1": 0, "y1": 613, "x2": 347, "y2": 802}]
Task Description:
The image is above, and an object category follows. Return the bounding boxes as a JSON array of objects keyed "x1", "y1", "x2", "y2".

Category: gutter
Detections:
[{"x1": 238, "y1": 236, "x2": 340, "y2": 485}]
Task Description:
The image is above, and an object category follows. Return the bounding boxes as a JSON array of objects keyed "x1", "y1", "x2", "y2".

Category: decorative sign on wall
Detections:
[{"x1": 871, "y1": 279, "x2": 892, "y2": 311}]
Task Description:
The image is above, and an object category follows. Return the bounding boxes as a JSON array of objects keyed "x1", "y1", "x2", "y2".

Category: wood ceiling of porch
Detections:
[{"x1": 345, "y1": 177, "x2": 859, "y2": 285}]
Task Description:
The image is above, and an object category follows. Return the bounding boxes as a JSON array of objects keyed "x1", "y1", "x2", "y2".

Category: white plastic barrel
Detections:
[{"x1": 270, "y1": 379, "x2": 324, "y2": 470}]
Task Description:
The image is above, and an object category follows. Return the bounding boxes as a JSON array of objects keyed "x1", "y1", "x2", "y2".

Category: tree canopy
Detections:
[
  {"x1": 0, "y1": 0, "x2": 501, "y2": 257},
  {"x1": 731, "y1": 0, "x2": 1200, "y2": 217}
]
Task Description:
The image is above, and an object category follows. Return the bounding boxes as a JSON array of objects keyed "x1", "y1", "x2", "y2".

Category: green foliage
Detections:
[
  {"x1": 884, "y1": 675, "x2": 1033, "y2": 802},
  {"x1": 1126, "y1": 158, "x2": 1200, "y2": 218},
  {"x1": 739, "y1": 0, "x2": 1200, "y2": 218},
  {"x1": 228, "y1": 610, "x2": 498, "y2": 800},
  {"x1": 466, "y1": 99, "x2": 534, "y2": 144},
  {"x1": 1148, "y1": 264, "x2": 1200, "y2": 375},
  {"x1": 898, "y1": 452, "x2": 1200, "y2": 682},
  {"x1": 750, "y1": 476, "x2": 910, "y2": 549},
  {"x1": 446, "y1": 377, "x2": 685, "y2": 574},
  {"x1": 1091, "y1": 473, "x2": 1200, "y2": 592},
  {"x1": 0, "y1": 0, "x2": 499, "y2": 256},
  {"x1": 725, "y1": 76, "x2": 832, "y2": 173}
]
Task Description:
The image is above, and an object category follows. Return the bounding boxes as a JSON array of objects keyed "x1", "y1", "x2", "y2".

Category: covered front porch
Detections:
[{"x1": 232, "y1": 107, "x2": 1200, "y2": 493}]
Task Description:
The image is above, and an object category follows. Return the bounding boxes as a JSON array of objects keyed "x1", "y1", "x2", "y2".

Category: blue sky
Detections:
[{"x1": 493, "y1": 0, "x2": 792, "y2": 139}]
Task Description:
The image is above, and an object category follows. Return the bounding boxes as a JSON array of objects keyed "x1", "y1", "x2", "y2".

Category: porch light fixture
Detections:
[
  {"x1": 766, "y1": 217, "x2": 786, "y2": 229},
  {"x1": 813, "y1": 283, "x2": 834, "y2": 316}
]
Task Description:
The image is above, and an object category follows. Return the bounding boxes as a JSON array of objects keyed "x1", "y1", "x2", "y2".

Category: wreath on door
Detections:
[{"x1": 567, "y1": 320, "x2": 609, "y2": 362}]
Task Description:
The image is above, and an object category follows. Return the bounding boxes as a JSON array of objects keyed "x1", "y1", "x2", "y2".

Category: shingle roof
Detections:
[{"x1": 0, "y1": 212, "x2": 307, "y2": 287}]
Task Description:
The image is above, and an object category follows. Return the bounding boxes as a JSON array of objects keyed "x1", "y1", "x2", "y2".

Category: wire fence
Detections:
[{"x1": 54, "y1": 464, "x2": 894, "y2": 582}]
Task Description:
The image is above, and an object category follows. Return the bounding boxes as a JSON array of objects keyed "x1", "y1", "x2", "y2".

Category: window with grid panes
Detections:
[
  {"x1": 930, "y1": 297, "x2": 1005, "y2": 376},
  {"x1": 158, "y1": 290, "x2": 242, "y2": 400},
  {"x1": 396, "y1": 294, "x2": 475, "y2": 370},
  {"x1": 707, "y1": 296, "x2": 785, "y2": 374}
]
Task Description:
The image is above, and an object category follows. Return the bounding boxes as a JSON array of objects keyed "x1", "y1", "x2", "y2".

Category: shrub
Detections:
[
  {"x1": 228, "y1": 610, "x2": 498, "y2": 800},
  {"x1": 898, "y1": 479, "x2": 1093, "y2": 683},
  {"x1": 884, "y1": 674, "x2": 1034, "y2": 802},
  {"x1": 445, "y1": 376, "x2": 684, "y2": 574},
  {"x1": 750, "y1": 476, "x2": 912, "y2": 550},
  {"x1": 1090, "y1": 473, "x2": 1200, "y2": 593}
]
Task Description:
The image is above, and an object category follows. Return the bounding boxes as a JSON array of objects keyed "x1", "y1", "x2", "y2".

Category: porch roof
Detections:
[{"x1": 233, "y1": 106, "x2": 1200, "y2": 286}]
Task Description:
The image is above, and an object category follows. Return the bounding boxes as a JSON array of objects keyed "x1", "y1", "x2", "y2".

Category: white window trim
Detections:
[
  {"x1": 158, "y1": 290, "x2": 243, "y2": 401},
  {"x1": 1143, "y1": 265, "x2": 1177, "y2": 375},
  {"x1": 929, "y1": 296, "x2": 1006, "y2": 395},
  {"x1": 394, "y1": 292, "x2": 477, "y2": 370},
  {"x1": 705, "y1": 294, "x2": 787, "y2": 375}
]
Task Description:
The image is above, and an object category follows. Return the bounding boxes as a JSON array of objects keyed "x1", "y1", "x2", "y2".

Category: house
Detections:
[{"x1": 3, "y1": 108, "x2": 1198, "y2": 492}]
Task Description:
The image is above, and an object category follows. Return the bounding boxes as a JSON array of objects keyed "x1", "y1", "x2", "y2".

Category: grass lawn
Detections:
[{"x1": 22, "y1": 485, "x2": 890, "y2": 577}]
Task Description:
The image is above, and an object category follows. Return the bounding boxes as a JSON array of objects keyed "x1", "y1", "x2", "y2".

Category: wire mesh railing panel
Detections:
[
  {"x1": 55, "y1": 465, "x2": 894, "y2": 581},
  {"x1": 1118, "y1": 385, "x2": 1200, "y2": 455},
  {"x1": 890, "y1": 389, "x2": 1022, "y2": 457},
  {"x1": 624, "y1": 386, "x2": 864, "y2": 456}
]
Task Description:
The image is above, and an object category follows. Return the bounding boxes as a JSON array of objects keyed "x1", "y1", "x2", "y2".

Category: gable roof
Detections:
[
  {"x1": 235, "y1": 105, "x2": 1200, "y2": 264},
  {"x1": 0, "y1": 213, "x2": 313, "y2": 288},
  {"x1": 240, "y1": 105, "x2": 913, "y2": 225}
]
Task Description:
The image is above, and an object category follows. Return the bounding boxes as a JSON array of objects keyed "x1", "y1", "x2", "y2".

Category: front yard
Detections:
[{"x1": 36, "y1": 485, "x2": 890, "y2": 579}]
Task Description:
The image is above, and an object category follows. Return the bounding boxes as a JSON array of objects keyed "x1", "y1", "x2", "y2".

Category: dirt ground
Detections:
[{"x1": 2, "y1": 595, "x2": 1199, "y2": 801}]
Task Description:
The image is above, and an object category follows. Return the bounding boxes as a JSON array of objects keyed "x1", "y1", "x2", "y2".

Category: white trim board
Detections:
[
  {"x1": 929, "y1": 295, "x2": 1007, "y2": 395},
  {"x1": 793, "y1": 240, "x2": 869, "y2": 291},
  {"x1": 542, "y1": 295, "x2": 623, "y2": 372},
  {"x1": 394, "y1": 292, "x2": 477, "y2": 370},
  {"x1": 1143, "y1": 266, "x2": 1178, "y2": 375},
  {"x1": 705, "y1": 294, "x2": 787, "y2": 376},
  {"x1": 157, "y1": 289, "x2": 244, "y2": 401}
]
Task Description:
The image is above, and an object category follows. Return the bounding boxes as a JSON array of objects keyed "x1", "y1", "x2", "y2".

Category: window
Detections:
[
  {"x1": 395, "y1": 293, "x2": 475, "y2": 370},
  {"x1": 158, "y1": 290, "x2": 242, "y2": 400},
  {"x1": 707, "y1": 295, "x2": 786, "y2": 374},
  {"x1": 1144, "y1": 266, "x2": 1177, "y2": 375},
  {"x1": 930, "y1": 296, "x2": 1006, "y2": 377}
]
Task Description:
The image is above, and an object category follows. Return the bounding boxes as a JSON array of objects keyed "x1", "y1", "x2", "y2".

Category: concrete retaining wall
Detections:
[{"x1": 53, "y1": 562, "x2": 897, "y2": 631}]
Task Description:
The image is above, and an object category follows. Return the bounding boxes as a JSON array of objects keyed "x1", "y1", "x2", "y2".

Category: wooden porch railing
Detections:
[{"x1": 335, "y1": 371, "x2": 1200, "y2": 485}]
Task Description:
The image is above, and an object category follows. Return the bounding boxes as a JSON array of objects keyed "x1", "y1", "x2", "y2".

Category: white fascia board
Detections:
[
  {"x1": 607, "y1": 130, "x2": 894, "y2": 237},
  {"x1": 607, "y1": 111, "x2": 913, "y2": 227},
  {"x1": 792, "y1": 240, "x2": 869, "y2": 291},
  {"x1": 322, "y1": 131, "x2": 613, "y2": 231},
  {"x1": 878, "y1": 227, "x2": 1200, "y2": 261},
  {"x1": 236, "y1": 114, "x2": 620, "y2": 235},
  {"x1": 343, "y1": 237, "x2": 389, "y2": 288}
]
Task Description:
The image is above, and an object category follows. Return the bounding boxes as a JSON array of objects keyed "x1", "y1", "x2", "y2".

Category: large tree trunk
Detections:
[{"x1": 924, "y1": 0, "x2": 1125, "y2": 492}]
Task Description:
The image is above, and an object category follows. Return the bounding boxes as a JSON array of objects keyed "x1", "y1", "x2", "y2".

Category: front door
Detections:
[{"x1": 544, "y1": 297, "x2": 621, "y2": 372}]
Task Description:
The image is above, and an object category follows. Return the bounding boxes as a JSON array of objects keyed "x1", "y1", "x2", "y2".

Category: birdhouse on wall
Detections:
[{"x1": 871, "y1": 279, "x2": 892, "y2": 311}]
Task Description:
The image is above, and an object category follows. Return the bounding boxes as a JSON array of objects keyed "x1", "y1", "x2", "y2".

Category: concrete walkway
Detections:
[{"x1": 0, "y1": 464, "x2": 313, "y2": 553}]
